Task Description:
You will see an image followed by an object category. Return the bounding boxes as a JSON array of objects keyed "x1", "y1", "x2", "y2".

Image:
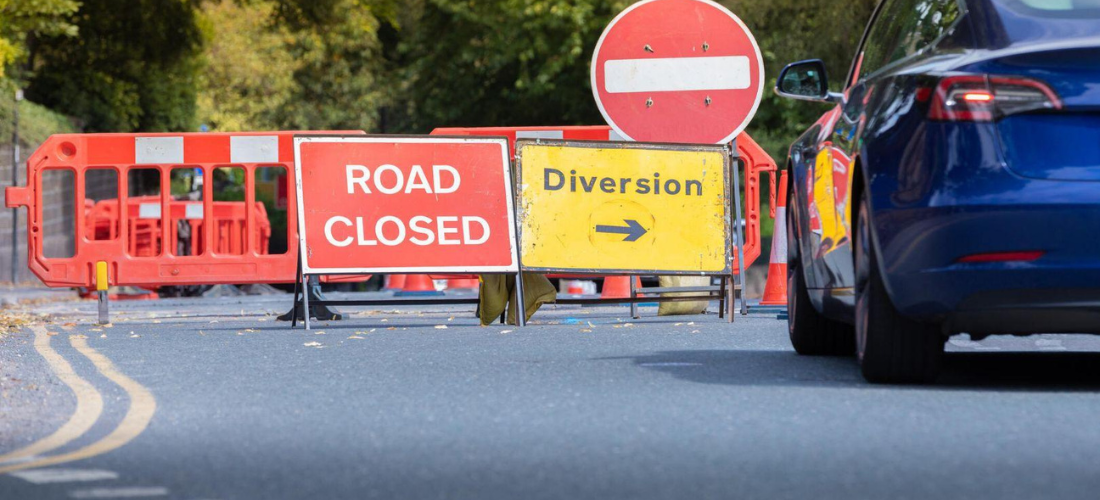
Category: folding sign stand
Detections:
[
  {"x1": 287, "y1": 255, "x2": 527, "y2": 330},
  {"x1": 289, "y1": 134, "x2": 525, "y2": 331},
  {"x1": 515, "y1": 139, "x2": 741, "y2": 320}
]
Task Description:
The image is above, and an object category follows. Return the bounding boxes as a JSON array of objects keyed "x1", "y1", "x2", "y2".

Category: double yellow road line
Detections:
[{"x1": 0, "y1": 325, "x2": 156, "y2": 474}]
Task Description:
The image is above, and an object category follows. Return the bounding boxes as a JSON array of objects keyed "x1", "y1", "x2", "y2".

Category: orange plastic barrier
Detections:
[
  {"x1": 429, "y1": 125, "x2": 777, "y2": 273},
  {"x1": 5, "y1": 131, "x2": 361, "y2": 289},
  {"x1": 84, "y1": 196, "x2": 272, "y2": 257}
]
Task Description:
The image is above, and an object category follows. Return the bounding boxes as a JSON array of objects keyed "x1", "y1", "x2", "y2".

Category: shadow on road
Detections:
[{"x1": 604, "y1": 350, "x2": 1100, "y2": 391}]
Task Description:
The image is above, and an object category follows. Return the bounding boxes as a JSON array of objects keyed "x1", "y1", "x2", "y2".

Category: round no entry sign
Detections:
[{"x1": 591, "y1": 0, "x2": 764, "y2": 144}]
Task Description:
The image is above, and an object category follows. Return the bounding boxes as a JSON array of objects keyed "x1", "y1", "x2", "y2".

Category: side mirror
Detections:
[{"x1": 775, "y1": 59, "x2": 843, "y2": 103}]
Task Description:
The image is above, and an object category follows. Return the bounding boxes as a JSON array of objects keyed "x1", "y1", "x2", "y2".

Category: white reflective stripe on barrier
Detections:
[
  {"x1": 185, "y1": 205, "x2": 204, "y2": 219},
  {"x1": 138, "y1": 204, "x2": 161, "y2": 219},
  {"x1": 515, "y1": 130, "x2": 564, "y2": 140},
  {"x1": 230, "y1": 136, "x2": 279, "y2": 163},
  {"x1": 135, "y1": 137, "x2": 184, "y2": 164}
]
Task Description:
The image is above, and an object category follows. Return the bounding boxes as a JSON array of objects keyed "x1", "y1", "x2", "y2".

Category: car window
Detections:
[
  {"x1": 996, "y1": 0, "x2": 1100, "y2": 17},
  {"x1": 856, "y1": 0, "x2": 962, "y2": 79}
]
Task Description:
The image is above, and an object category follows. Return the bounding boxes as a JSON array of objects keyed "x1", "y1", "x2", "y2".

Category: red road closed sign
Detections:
[
  {"x1": 591, "y1": 0, "x2": 765, "y2": 144},
  {"x1": 294, "y1": 136, "x2": 518, "y2": 274}
]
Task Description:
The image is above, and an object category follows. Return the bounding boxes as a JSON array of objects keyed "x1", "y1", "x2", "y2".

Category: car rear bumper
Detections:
[{"x1": 875, "y1": 202, "x2": 1100, "y2": 334}]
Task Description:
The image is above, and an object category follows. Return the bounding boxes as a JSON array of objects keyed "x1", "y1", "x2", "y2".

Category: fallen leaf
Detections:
[
  {"x1": 434, "y1": 325, "x2": 448, "y2": 330},
  {"x1": 46, "y1": 331, "x2": 58, "y2": 336},
  {"x1": 303, "y1": 341, "x2": 323, "y2": 347},
  {"x1": 314, "y1": 331, "x2": 326, "y2": 335},
  {"x1": 347, "y1": 336, "x2": 365, "y2": 340},
  {"x1": 99, "y1": 334, "x2": 107, "y2": 338},
  {"x1": 500, "y1": 330, "x2": 513, "y2": 334},
  {"x1": 580, "y1": 329, "x2": 593, "y2": 333},
  {"x1": 130, "y1": 334, "x2": 140, "y2": 338}
]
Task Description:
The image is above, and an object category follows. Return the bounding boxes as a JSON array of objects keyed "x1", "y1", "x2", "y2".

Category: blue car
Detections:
[{"x1": 775, "y1": 0, "x2": 1100, "y2": 383}]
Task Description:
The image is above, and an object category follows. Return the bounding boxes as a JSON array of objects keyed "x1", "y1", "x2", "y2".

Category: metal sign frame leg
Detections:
[
  {"x1": 629, "y1": 277, "x2": 639, "y2": 319},
  {"x1": 514, "y1": 271, "x2": 527, "y2": 327},
  {"x1": 730, "y1": 140, "x2": 749, "y2": 319},
  {"x1": 302, "y1": 272, "x2": 312, "y2": 331}
]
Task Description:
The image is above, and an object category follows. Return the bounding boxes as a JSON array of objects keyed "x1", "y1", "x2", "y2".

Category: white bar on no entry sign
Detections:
[{"x1": 604, "y1": 56, "x2": 750, "y2": 94}]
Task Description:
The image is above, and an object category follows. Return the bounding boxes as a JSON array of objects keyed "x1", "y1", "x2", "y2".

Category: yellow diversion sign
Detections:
[{"x1": 517, "y1": 140, "x2": 731, "y2": 274}]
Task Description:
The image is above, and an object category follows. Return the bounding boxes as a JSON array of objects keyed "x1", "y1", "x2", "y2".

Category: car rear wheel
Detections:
[
  {"x1": 855, "y1": 193, "x2": 944, "y2": 384},
  {"x1": 787, "y1": 200, "x2": 855, "y2": 356}
]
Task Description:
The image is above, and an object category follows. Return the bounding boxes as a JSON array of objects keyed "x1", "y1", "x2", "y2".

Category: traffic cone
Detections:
[
  {"x1": 761, "y1": 170, "x2": 789, "y2": 306},
  {"x1": 601, "y1": 276, "x2": 641, "y2": 299},
  {"x1": 447, "y1": 277, "x2": 480, "y2": 290},
  {"x1": 383, "y1": 274, "x2": 406, "y2": 290},
  {"x1": 395, "y1": 274, "x2": 443, "y2": 296}
]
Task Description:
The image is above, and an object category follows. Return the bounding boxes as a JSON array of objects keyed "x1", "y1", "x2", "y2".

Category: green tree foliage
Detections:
[
  {"x1": 0, "y1": 0, "x2": 79, "y2": 80},
  {"x1": 728, "y1": 0, "x2": 879, "y2": 159},
  {"x1": 197, "y1": 0, "x2": 394, "y2": 132},
  {"x1": 197, "y1": 0, "x2": 298, "y2": 131},
  {"x1": 386, "y1": 0, "x2": 632, "y2": 133},
  {"x1": 26, "y1": 0, "x2": 204, "y2": 132}
]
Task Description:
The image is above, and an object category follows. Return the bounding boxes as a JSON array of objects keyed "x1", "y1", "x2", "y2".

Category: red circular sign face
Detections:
[{"x1": 591, "y1": 0, "x2": 764, "y2": 144}]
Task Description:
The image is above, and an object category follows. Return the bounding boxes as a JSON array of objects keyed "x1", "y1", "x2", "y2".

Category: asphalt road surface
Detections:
[{"x1": 3, "y1": 291, "x2": 1100, "y2": 500}]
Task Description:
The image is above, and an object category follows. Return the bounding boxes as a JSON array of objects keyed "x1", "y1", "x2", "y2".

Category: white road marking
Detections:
[
  {"x1": 69, "y1": 486, "x2": 168, "y2": 498},
  {"x1": 949, "y1": 338, "x2": 982, "y2": 349},
  {"x1": 11, "y1": 468, "x2": 118, "y2": 484},
  {"x1": 604, "y1": 56, "x2": 750, "y2": 93},
  {"x1": 1036, "y1": 338, "x2": 1067, "y2": 351}
]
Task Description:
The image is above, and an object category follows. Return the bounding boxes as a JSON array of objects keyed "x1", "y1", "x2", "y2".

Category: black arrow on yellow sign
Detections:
[{"x1": 595, "y1": 219, "x2": 647, "y2": 242}]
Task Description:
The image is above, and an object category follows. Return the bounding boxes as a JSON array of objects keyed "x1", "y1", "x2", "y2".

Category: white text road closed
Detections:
[{"x1": 294, "y1": 136, "x2": 518, "y2": 274}]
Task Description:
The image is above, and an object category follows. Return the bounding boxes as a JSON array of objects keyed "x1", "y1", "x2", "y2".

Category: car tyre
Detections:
[
  {"x1": 787, "y1": 199, "x2": 855, "y2": 356},
  {"x1": 854, "y1": 193, "x2": 944, "y2": 384}
]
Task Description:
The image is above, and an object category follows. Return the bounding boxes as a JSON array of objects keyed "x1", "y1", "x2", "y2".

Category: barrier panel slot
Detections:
[
  {"x1": 127, "y1": 168, "x2": 163, "y2": 257},
  {"x1": 254, "y1": 166, "x2": 287, "y2": 255},
  {"x1": 84, "y1": 168, "x2": 119, "y2": 241},
  {"x1": 169, "y1": 168, "x2": 204, "y2": 257},
  {"x1": 213, "y1": 167, "x2": 248, "y2": 255},
  {"x1": 41, "y1": 169, "x2": 76, "y2": 258}
]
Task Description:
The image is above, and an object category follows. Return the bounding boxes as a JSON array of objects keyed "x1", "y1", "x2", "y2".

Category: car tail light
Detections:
[
  {"x1": 927, "y1": 75, "x2": 1062, "y2": 122},
  {"x1": 956, "y1": 251, "x2": 1044, "y2": 263}
]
